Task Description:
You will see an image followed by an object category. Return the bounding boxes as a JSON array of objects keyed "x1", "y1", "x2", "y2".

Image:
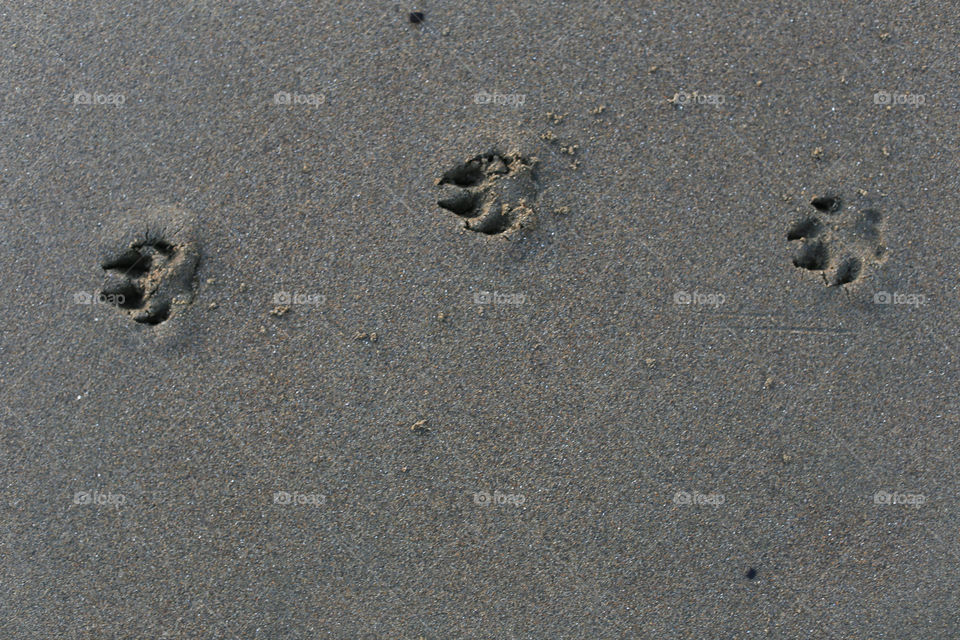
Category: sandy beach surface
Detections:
[{"x1": 1, "y1": 1, "x2": 958, "y2": 638}]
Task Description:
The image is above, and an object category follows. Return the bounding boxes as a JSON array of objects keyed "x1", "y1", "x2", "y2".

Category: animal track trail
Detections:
[
  {"x1": 98, "y1": 206, "x2": 200, "y2": 325},
  {"x1": 435, "y1": 151, "x2": 538, "y2": 236},
  {"x1": 787, "y1": 194, "x2": 886, "y2": 287}
]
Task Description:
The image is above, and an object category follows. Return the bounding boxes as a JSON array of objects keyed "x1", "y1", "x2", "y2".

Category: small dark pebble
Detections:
[{"x1": 409, "y1": 11, "x2": 425, "y2": 24}]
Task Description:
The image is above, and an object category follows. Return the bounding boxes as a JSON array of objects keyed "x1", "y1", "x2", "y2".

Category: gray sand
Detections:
[{"x1": 1, "y1": 1, "x2": 958, "y2": 638}]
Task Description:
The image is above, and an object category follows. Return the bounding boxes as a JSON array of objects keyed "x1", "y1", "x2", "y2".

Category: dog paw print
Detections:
[
  {"x1": 787, "y1": 195, "x2": 886, "y2": 286},
  {"x1": 435, "y1": 151, "x2": 538, "y2": 236},
  {"x1": 98, "y1": 207, "x2": 200, "y2": 324}
]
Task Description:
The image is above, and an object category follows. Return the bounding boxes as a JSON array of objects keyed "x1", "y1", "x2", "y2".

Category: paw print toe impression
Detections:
[
  {"x1": 436, "y1": 151, "x2": 538, "y2": 236},
  {"x1": 787, "y1": 194, "x2": 885, "y2": 287}
]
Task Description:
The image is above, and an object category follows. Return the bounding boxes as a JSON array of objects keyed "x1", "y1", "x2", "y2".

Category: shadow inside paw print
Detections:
[
  {"x1": 98, "y1": 207, "x2": 200, "y2": 325},
  {"x1": 787, "y1": 194, "x2": 885, "y2": 286},
  {"x1": 436, "y1": 151, "x2": 538, "y2": 236}
]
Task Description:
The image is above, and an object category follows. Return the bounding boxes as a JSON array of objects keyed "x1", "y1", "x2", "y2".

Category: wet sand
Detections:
[{"x1": 1, "y1": 1, "x2": 958, "y2": 638}]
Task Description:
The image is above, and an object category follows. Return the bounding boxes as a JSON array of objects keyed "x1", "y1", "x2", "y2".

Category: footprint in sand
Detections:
[
  {"x1": 435, "y1": 150, "x2": 539, "y2": 237},
  {"x1": 787, "y1": 194, "x2": 886, "y2": 287},
  {"x1": 98, "y1": 206, "x2": 201, "y2": 325}
]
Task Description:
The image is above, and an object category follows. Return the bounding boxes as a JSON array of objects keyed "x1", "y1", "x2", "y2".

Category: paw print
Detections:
[
  {"x1": 98, "y1": 208, "x2": 200, "y2": 325},
  {"x1": 435, "y1": 151, "x2": 538, "y2": 236},
  {"x1": 787, "y1": 194, "x2": 886, "y2": 286}
]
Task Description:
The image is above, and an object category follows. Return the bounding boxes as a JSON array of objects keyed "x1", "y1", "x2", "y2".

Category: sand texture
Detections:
[{"x1": 1, "y1": 1, "x2": 958, "y2": 638}]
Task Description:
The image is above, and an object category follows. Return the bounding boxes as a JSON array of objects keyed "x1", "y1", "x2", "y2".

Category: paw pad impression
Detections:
[
  {"x1": 436, "y1": 151, "x2": 538, "y2": 236},
  {"x1": 787, "y1": 194, "x2": 885, "y2": 286},
  {"x1": 98, "y1": 207, "x2": 200, "y2": 325}
]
